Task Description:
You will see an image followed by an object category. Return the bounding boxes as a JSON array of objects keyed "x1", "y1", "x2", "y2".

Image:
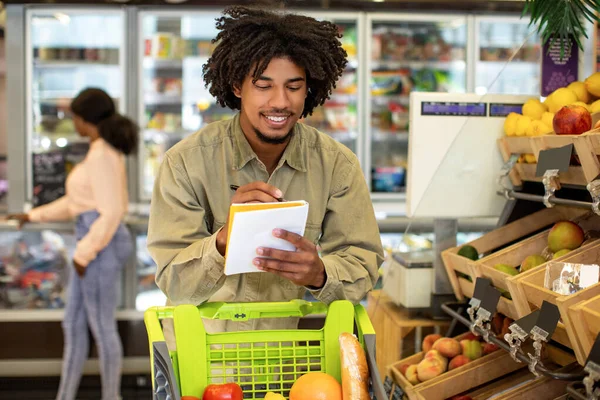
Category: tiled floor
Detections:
[{"x1": 0, "y1": 375, "x2": 153, "y2": 399}]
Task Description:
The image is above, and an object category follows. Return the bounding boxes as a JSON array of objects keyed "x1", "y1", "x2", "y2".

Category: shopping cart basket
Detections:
[{"x1": 144, "y1": 299, "x2": 386, "y2": 399}]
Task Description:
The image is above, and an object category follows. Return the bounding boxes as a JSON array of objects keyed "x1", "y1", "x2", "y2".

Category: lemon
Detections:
[
  {"x1": 526, "y1": 120, "x2": 552, "y2": 137},
  {"x1": 522, "y1": 98, "x2": 547, "y2": 120},
  {"x1": 503, "y1": 112, "x2": 520, "y2": 136},
  {"x1": 517, "y1": 155, "x2": 526, "y2": 164},
  {"x1": 524, "y1": 154, "x2": 537, "y2": 163},
  {"x1": 585, "y1": 72, "x2": 600, "y2": 97},
  {"x1": 572, "y1": 101, "x2": 591, "y2": 112},
  {"x1": 548, "y1": 88, "x2": 578, "y2": 113},
  {"x1": 590, "y1": 99, "x2": 600, "y2": 114},
  {"x1": 543, "y1": 96, "x2": 556, "y2": 113},
  {"x1": 568, "y1": 81, "x2": 592, "y2": 104},
  {"x1": 515, "y1": 115, "x2": 532, "y2": 136},
  {"x1": 541, "y1": 112, "x2": 555, "y2": 130},
  {"x1": 265, "y1": 392, "x2": 286, "y2": 400}
]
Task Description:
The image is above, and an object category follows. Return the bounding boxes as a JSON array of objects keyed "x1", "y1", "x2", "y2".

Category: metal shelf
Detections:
[
  {"x1": 500, "y1": 189, "x2": 594, "y2": 210},
  {"x1": 142, "y1": 57, "x2": 183, "y2": 69},
  {"x1": 441, "y1": 302, "x2": 587, "y2": 381},
  {"x1": 33, "y1": 60, "x2": 119, "y2": 68}
]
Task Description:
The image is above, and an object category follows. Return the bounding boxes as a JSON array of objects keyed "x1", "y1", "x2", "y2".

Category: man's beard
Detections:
[{"x1": 253, "y1": 126, "x2": 294, "y2": 145}]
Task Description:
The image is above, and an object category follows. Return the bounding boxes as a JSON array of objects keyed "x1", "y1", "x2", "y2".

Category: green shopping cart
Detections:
[{"x1": 144, "y1": 299, "x2": 386, "y2": 399}]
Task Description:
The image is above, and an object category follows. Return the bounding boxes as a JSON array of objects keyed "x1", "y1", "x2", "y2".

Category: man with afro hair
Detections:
[{"x1": 148, "y1": 6, "x2": 384, "y2": 332}]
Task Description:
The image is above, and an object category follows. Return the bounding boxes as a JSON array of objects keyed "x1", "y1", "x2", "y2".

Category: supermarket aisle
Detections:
[{"x1": 0, "y1": 374, "x2": 153, "y2": 399}]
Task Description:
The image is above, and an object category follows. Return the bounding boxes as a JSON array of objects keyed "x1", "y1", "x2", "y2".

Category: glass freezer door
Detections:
[
  {"x1": 368, "y1": 16, "x2": 468, "y2": 196},
  {"x1": 28, "y1": 10, "x2": 125, "y2": 207},
  {"x1": 139, "y1": 12, "x2": 236, "y2": 201},
  {"x1": 300, "y1": 15, "x2": 361, "y2": 157},
  {"x1": 474, "y1": 17, "x2": 541, "y2": 95}
]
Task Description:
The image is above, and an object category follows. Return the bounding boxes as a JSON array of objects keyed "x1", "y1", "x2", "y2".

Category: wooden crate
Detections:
[
  {"x1": 480, "y1": 211, "x2": 600, "y2": 321},
  {"x1": 511, "y1": 241, "x2": 600, "y2": 351},
  {"x1": 441, "y1": 206, "x2": 586, "y2": 306},
  {"x1": 489, "y1": 375, "x2": 571, "y2": 400},
  {"x1": 497, "y1": 129, "x2": 600, "y2": 187},
  {"x1": 389, "y1": 333, "x2": 525, "y2": 400},
  {"x1": 567, "y1": 294, "x2": 600, "y2": 365}
]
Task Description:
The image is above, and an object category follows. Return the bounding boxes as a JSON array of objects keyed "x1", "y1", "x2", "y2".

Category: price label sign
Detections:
[
  {"x1": 536, "y1": 145, "x2": 573, "y2": 177},
  {"x1": 513, "y1": 310, "x2": 541, "y2": 338},
  {"x1": 531, "y1": 301, "x2": 561, "y2": 340}
]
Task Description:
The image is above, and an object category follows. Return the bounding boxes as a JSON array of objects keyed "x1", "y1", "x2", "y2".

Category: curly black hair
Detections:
[{"x1": 202, "y1": 6, "x2": 348, "y2": 118}]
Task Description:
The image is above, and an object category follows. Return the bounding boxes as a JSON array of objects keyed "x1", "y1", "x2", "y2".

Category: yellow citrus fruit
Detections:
[
  {"x1": 522, "y1": 98, "x2": 547, "y2": 120},
  {"x1": 590, "y1": 99, "x2": 600, "y2": 114},
  {"x1": 572, "y1": 101, "x2": 591, "y2": 112},
  {"x1": 548, "y1": 88, "x2": 578, "y2": 113},
  {"x1": 503, "y1": 112, "x2": 520, "y2": 136},
  {"x1": 585, "y1": 72, "x2": 600, "y2": 97},
  {"x1": 568, "y1": 81, "x2": 592, "y2": 104},
  {"x1": 541, "y1": 112, "x2": 555, "y2": 130},
  {"x1": 515, "y1": 115, "x2": 532, "y2": 136},
  {"x1": 524, "y1": 154, "x2": 537, "y2": 163},
  {"x1": 526, "y1": 120, "x2": 552, "y2": 136}
]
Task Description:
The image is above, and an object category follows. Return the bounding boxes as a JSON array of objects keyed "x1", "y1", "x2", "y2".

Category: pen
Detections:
[{"x1": 229, "y1": 184, "x2": 286, "y2": 202}]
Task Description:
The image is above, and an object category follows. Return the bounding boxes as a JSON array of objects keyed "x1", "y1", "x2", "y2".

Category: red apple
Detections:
[{"x1": 553, "y1": 105, "x2": 592, "y2": 135}]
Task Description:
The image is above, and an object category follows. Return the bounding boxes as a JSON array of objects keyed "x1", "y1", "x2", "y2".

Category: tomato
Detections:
[
  {"x1": 202, "y1": 383, "x2": 244, "y2": 400},
  {"x1": 181, "y1": 397, "x2": 201, "y2": 400}
]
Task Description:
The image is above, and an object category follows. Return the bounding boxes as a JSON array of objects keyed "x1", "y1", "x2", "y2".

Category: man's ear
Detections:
[{"x1": 233, "y1": 83, "x2": 242, "y2": 98}]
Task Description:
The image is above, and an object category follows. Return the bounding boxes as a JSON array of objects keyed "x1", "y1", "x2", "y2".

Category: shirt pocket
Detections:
[{"x1": 304, "y1": 223, "x2": 322, "y2": 246}]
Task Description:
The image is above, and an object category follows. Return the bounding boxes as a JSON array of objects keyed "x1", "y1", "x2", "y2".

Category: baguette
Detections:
[{"x1": 339, "y1": 332, "x2": 370, "y2": 400}]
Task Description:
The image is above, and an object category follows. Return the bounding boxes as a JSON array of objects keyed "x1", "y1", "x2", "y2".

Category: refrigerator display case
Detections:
[
  {"x1": 300, "y1": 12, "x2": 364, "y2": 159},
  {"x1": 139, "y1": 11, "x2": 234, "y2": 200},
  {"x1": 473, "y1": 16, "x2": 541, "y2": 96},
  {"x1": 366, "y1": 14, "x2": 468, "y2": 198},
  {"x1": 26, "y1": 9, "x2": 126, "y2": 206},
  {"x1": 0, "y1": 229, "x2": 75, "y2": 310}
]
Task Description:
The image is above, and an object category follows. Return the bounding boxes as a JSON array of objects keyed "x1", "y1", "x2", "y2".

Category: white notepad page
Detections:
[{"x1": 224, "y1": 201, "x2": 309, "y2": 275}]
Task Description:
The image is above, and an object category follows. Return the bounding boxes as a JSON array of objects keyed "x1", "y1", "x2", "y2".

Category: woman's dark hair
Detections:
[
  {"x1": 202, "y1": 6, "x2": 348, "y2": 118},
  {"x1": 70, "y1": 88, "x2": 139, "y2": 155}
]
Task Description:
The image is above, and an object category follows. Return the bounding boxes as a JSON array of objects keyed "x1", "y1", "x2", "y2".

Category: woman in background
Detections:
[{"x1": 9, "y1": 88, "x2": 138, "y2": 400}]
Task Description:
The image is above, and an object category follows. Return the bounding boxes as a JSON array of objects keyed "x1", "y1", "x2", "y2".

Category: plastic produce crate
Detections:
[{"x1": 144, "y1": 299, "x2": 385, "y2": 400}]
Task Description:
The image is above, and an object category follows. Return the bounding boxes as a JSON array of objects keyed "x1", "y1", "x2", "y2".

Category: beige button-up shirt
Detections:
[{"x1": 147, "y1": 113, "x2": 384, "y2": 332}]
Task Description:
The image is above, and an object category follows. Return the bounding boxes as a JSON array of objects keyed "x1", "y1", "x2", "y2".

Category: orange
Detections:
[{"x1": 289, "y1": 372, "x2": 342, "y2": 400}]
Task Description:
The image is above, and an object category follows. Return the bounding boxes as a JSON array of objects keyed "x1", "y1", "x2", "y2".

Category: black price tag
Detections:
[
  {"x1": 391, "y1": 384, "x2": 405, "y2": 400},
  {"x1": 513, "y1": 310, "x2": 541, "y2": 336},
  {"x1": 479, "y1": 286, "x2": 501, "y2": 317},
  {"x1": 536, "y1": 144, "x2": 574, "y2": 177},
  {"x1": 531, "y1": 301, "x2": 561, "y2": 340},
  {"x1": 585, "y1": 333, "x2": 600, "y2": 371},
  {"x1": 472, "y1": 278, "x2": 493, "y2": 304}
]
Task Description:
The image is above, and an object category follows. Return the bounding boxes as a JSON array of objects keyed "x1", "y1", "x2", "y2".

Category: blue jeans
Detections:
[{"x1": 56, "y1": 211, "x2": 133, "y2": 400}]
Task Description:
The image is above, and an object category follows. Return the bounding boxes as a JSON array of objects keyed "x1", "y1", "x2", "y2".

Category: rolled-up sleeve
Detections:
[
  {"x1": 147, "y1": 154, "x2": 226, "y2": 305},
  {"x1": 308, "y1": 160, "x2": 384, "y2": 305}
]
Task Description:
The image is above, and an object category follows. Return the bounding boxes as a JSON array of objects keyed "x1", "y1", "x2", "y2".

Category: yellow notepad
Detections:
[{"x1": 224, "y1": 200, "x2": 309, "y2": 275}]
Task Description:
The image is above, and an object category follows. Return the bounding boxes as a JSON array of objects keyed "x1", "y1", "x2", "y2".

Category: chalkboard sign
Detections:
[{"x1": 32, "y1": 151, "x2": 66, "y2": 207}]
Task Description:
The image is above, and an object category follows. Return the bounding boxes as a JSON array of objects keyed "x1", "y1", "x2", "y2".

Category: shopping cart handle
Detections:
[{"x1": 198, "y1": 299, "x2": 329, "y2": 321}]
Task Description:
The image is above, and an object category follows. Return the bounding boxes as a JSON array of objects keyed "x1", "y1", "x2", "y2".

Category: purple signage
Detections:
[{"x1": 541, "y1": 35, "x2": 579, "y2": 97}]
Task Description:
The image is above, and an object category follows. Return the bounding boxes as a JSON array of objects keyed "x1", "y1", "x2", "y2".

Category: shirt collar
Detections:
[{"x1": 231, "y1": 113, "x2": 307, "y2": 172}]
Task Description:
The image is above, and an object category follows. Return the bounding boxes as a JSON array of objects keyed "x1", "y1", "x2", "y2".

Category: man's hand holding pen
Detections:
[{"x1": 216, "y1": 182, "x2": 284, "y2": 256}]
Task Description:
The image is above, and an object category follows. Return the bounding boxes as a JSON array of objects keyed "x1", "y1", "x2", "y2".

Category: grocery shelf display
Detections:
[
  {"x1": 139, "y1": 11, "x2": 235, "y2": 200},
  {"x1": 473, "y1": 16, "x2": 541, "y2": 96},
  {"x1": 27, "y1": 9, "x2": 126, "y2": 206},
  {"x1": 366, "y1": 14, "x2": 468, "y2": 197}
]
